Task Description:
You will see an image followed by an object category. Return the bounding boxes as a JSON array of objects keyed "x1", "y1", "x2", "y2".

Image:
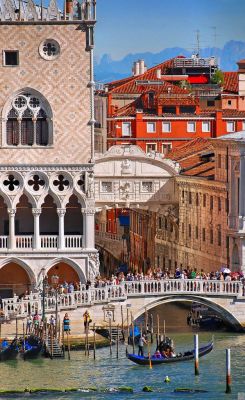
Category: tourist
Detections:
[
  {"x1": 33, "y1": 312, "x2": 40, "y2": 334},
  {"x1": 138, "y1": 333, "x2": 147, "y2": 357},
  {"x1": 26, "y1": 315, "x2": 33, "y2": 334},
  {"x1": 83, "y1": 310, "x2": 91, "y2": 332},
  {"x1": 63, "y1": 313, "x2": 71, "y2": 333}
]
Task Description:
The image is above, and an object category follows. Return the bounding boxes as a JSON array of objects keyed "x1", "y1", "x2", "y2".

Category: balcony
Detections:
[{"x1": 0, "y1": 235, "x2": 83, "y2": 251}]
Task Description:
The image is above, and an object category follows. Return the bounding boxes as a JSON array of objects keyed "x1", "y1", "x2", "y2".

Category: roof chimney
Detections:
[
  {"x1": 139, "y1": 60, "x2": 146, "y2": 75},
  {"x1": 156, "y1": 69, "x2": 161, "y2": 79},
  {"x1": 132, "y1": 61, "x2": 140, "y2": 76}
]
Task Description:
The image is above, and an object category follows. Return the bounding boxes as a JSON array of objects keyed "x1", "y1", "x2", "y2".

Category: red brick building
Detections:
[{"x1": 99, "y1": 57, "x2": 245, "y2": 155}]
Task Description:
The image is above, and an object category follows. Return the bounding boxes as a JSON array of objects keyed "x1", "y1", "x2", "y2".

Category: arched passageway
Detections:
[
  {"x1": 0, "y1": 262, "x2": 31, "y2": 297},
  {"x1": 16, "y1": 194, "x2": 33, "y2": 235},
  {"x1": 47, "y1": 262, "x2": 80, "y2": 286},
  {"x1": 64, "y1": 195, "x2": 83, "y2": 235},
  {"x1": 40, "y1": 194, "x2": 58, "y2": 234}
]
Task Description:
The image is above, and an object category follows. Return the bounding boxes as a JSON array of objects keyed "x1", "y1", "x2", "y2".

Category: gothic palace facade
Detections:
[{"x1": 0, "y1": 0, "x2": 98, "y2": 297}]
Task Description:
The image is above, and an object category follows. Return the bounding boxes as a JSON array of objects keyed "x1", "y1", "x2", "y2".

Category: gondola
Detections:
[
  {"x1": 127, "y1": 341, "x2": 213, "y2": 366},
  {"x1": 0, "y1": 339, "x2": 19, "y2": 361},
  {"x1": 21, "y1": 336, "x2": 43, "y2": 360}
]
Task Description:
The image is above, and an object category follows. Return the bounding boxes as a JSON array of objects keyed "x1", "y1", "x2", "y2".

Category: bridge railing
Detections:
[
  {"x1": 2, "y1": 279, "x2": 244, "y2": 319},
  {"x1": 124, "y1": 279, "x2": 243, "y2": 297}
]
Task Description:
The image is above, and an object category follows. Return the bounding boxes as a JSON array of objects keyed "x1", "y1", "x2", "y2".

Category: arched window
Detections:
[{"x1": 4, "y1": 91, "x2": 52, "y2": 147}]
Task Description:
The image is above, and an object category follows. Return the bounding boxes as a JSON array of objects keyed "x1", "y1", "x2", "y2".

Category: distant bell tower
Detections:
[{"x1": 0, "y1": 0, "x2": 99, "y2": 295}]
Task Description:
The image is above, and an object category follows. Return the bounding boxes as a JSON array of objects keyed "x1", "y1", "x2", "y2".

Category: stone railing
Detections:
[
  {"x1": 0, "y1": 235, "x2": 83, "y2": 250},
  {"x1": 2, "y1": 279, "x2": 244, "y2": 319},
  {"x1": 95, "y1": 231, "x2": 122, "y2": 242}
]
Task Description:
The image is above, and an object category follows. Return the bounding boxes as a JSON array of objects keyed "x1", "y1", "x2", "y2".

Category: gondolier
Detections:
[{"x1": 138, "y1": 333, "x2": 147, "y2": 357}]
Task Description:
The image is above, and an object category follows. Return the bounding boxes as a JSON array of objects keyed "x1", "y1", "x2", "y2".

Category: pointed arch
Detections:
[{"x1": 2, "y1": 88, "x2": 53, "y2": 147}]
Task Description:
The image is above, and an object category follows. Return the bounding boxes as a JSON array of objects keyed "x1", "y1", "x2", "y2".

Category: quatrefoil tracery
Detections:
[
  {"x1": 28, "y1": 174, "x2": 45, "y2": 192},
  {"x1": 53, "y1": 174, "x2": 69, "y2": 191},
  {"x1": 3, "y1": 175, "x2": 20, "y2": 192}
]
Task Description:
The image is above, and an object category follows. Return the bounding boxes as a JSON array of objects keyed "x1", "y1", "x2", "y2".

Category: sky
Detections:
[{"x1": 95, "y1": 0, "x2": 245, "y2": 60}]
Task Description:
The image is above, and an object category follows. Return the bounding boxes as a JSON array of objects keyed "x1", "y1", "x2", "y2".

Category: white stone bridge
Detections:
[{"x1": 3, "y1": 279, "x2": 245, "y2": 332}]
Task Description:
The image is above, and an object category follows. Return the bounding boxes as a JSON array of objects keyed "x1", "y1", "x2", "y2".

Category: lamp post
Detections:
[
  {"x1": 51, "y1": 274, "x2": 59, "y2": 336},
  {"x1": 41, "y1": 268, "x2": 48, "y2": 322}
]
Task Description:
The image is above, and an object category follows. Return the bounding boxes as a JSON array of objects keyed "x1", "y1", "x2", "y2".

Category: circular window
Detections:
[{"x1": 39, "y1": 39, "x2": 60, "y2": 61}]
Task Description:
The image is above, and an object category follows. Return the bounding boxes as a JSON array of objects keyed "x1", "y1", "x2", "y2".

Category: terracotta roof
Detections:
[
  {"x1": 223, "y1": 72, "x2": 238, "y2": 93},
  {"x1": 109, "y1": 57, "x2": 188, "y2": 95},
  {"x1": 106, "y1": 76, "x2": 135, "y2": 91},
  {"x1": 182, "y1": 161, "x2": 214, "y2": 177},
  {"x1": 167, "y1": 138, "x2": 213, "y2": 161},
  {"x1": 222, "y1": 109, "x2": 245, "y2": 117},
  {"x1": 167, "y1": 138, "x2": 214, "y2": 178}
]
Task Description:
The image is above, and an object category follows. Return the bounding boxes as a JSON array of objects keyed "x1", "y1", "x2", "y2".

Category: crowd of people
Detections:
[{"x1": 93, "y1": 266, "x2": 244, "y2": 288}]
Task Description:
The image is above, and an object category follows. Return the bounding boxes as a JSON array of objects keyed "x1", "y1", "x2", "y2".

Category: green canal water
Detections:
[{"x1": 0, "y1": 332, "x2": 245, "y2": 400}]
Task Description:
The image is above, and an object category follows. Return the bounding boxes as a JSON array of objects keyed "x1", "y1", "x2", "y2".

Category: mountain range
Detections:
[{"x1": 94, "y1": 40, "x2": 245, "y2": 83}]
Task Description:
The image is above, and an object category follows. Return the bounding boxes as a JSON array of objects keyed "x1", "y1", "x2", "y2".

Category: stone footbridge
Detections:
[{"x1": 3, "y1": 279, "x2": 245, "y2": 332}]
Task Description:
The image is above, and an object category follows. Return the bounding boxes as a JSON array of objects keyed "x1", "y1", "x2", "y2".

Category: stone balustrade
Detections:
[
  {"x1": 0, "y1": 234, "x2": 83, "y2": 250},
  {"x1": 2, "y1": 279, "x2": 244, "y2": 319}
]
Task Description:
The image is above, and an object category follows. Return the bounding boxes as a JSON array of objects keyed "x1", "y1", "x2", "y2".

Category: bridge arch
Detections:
[{"x1": 133, "y1": 294, "x2": 244, "y2": 332}]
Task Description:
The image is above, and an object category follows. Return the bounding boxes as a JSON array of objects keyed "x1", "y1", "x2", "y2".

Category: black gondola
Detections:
[
  {"x1": 0, "y1": 339, "x2": 19, "y2": 361},
  {"x1": 127, "y1": 341, "x2": 213, "y2": 365},
  {"x1": 21, "y1": 336, "x2": 43, "y2": 360}
]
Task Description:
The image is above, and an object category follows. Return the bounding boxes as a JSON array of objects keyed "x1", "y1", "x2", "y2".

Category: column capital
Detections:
[
  {"x1": 82, "y1": 208, "x2": 96, "y2": 215},
  {"x1": 7, "y1": 208, "x2": 16, "y2": 216},
  {"x1": 57, "y1": 208, "x2": 66, "y2": 216},
  {"x1": 32, "y1": 208, "x2": 42, "y2": 216}
]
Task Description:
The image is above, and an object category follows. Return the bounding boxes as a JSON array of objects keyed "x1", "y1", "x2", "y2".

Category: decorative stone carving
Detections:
[
  {"x1": 121, "y1": 159, "x2": 132, "y2": 175},
  {"x1": 32, "y1": 208, "x2": 42, "y2": 216},
  {"x1": 87, "y1": 172, "x2": 94, "y2": 198},
  {"x1": 7, "y1": 208, "x2": 16, "y2": 216},
  {"x1": 57, "y1": 208, "x2": 66, "y2": 216},
  {"x1": 47, "y1": 0, "x2": 60, "y2": 20},
  {"x1": 26, "y1": 0, "x2": 38, "y2": 20},
  {"x1": 82, "y1": 208, "x2": 96, "y2": 215},
  {"x1": 88, "y1": 252, "x2": 100, "y2": 280}
]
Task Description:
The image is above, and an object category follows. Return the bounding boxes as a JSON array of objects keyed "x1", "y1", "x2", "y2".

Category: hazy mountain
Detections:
[{"x1": 95, "y1": 40, "x2": 245, "y2": 83}]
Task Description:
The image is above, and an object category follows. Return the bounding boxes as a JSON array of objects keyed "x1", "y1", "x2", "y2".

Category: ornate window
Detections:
[
  {"x1": 39, "y1": 39, "x2": 60, "y2": 61},
  {"x1": 4, "y1": 91, "x2": 52, "y2": 147}
]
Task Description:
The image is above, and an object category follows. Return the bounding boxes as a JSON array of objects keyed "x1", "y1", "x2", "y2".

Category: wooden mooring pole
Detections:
[
  {"x1": 109, "y1": 318, "x2": 112, "y2": 356},
  {"x1": 157, "y1": 314, "x2": 160, "y2": 347},
  {"x1": 127, "y1": 308, "x2": 129, "y2": 344},
  {"x1": 225, "y1": 348, "x2": 231, "y2": 394},
  {"x1": 93, "y1": 323, "x2": 96, "y2": 360},
  {"x1": 194, "y1": 334, "x2": 199, "y2": 376},
  {"x1": 62, "y1": 322, "x2": 65, "y2": 358},
  {"x1": 15, "y1": 318, "x2": 18, "y2": 338},
  {"x1": 67, "y1": 332, "x2": 71, "y2": 360},
  {"x1": 116, "y1": 324, "x2": 119, "y2": 359},
  {"x1": 150, "y1": 314, "x2": 153, "y2": 343}
]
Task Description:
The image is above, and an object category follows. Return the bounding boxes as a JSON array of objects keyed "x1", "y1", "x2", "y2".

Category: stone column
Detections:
[
  {"x1": 57, "y1": 209, "x2": 66, "y2": 250},
  {"x1": 32, "y1": 208, "x2": 41, "y2": 249},
  {"x1": 7, "y1": 208, "x2": 16, "y2": 250},
  {"x1": 82, "y1": 208, "x2": 96, "y2": 249}
]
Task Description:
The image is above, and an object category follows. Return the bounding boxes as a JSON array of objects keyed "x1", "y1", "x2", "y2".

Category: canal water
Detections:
[{"x1": 0, "y1": 305, "x2": 245, "y2": 399}]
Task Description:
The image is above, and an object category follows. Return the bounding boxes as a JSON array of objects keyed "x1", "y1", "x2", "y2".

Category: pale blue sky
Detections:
[{"x1": 95, "y1": 0, "x2": 245, "y2": 60}]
